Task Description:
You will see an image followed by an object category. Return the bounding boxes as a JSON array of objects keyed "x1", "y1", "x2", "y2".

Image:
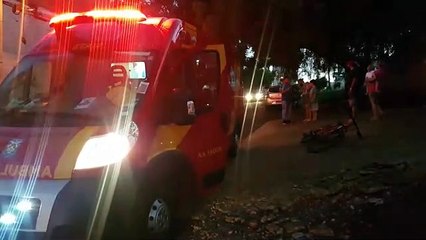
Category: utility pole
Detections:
[{"x1": 0, "y1": 0, "x2": 4, "y2": 74}]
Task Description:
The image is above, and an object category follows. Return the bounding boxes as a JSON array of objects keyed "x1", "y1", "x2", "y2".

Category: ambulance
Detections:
[{"x1": 0, "y1": 8, "x2": 239, "y2": 240}]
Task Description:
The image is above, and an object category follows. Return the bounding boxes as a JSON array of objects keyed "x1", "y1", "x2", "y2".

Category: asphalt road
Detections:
[{"x1": 238, "y1": 101, "x2": 282, "y2": 137}]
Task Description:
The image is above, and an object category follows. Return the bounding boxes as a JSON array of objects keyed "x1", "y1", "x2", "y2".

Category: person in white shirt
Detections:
[
  {"x1": 309, "y1": 80, "x2": 319, "y2": 122},
  {"x1": 365, "y1": 64, "x2": 384, "y2": 120}
]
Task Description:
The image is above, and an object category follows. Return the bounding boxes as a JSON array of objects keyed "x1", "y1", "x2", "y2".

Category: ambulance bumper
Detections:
[{"x1": 0, "y1": 176, "x2": 102, "y2": 240}]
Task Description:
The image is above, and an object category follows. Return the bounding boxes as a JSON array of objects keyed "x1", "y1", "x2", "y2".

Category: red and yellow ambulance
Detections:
[{"x1": 0, "y1": 8, "x2": 238, "y2": 240}]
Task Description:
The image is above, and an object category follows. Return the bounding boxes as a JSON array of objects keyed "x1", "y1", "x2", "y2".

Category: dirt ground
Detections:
[{"x1": 178, "y1": 107, "x2": 426, "y2": 240}]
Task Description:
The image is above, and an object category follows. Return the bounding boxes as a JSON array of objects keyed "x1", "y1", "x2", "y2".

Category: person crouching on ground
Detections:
[
  {"x1": 309, "y1": 80, "x2": 319, "y2": 122},
  {"x1": 280, "y1": 77, "x2": 292, "y2": 125}
]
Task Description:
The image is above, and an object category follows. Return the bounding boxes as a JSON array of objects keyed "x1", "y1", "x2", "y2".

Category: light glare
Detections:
[
  {"x1": 255, "y1": 92, "x2": 263, "y2": 101},
  {"x1": 74, "y1": 133, "x2": 131, "y2": 170},
  {"x1": 49, "y1": 9, "x2": 147, "y2": 26},
  {"x1": 49, "y1": 12, "x2": 81, "y2": 25},
  {"x1": 86, "y1": 9, "x2": 146, "y2": 20},
  {"x1": 0, "y1": 213, "x2": 17, "y2": 225},
  {"x1": 16, "y1": 199, "x2": 33, "y2": 212},
  {"x1": 245, "y1": 93, "x2": 253, "y2": 102}
]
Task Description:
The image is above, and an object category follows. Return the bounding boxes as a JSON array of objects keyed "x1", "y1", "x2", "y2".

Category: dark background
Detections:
[{"x1": 22, "y1": 0, "x2": 426, "y2": 105}]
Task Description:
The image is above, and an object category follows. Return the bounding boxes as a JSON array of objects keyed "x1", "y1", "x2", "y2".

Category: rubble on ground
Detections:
[{"x1": 178, "y1": 161, "x2": 418, "y2": 240}]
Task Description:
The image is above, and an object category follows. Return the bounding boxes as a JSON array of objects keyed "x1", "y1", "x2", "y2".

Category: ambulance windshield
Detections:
[{"x1": 0, "y1": 51, "x2": 155, "y2": 126}]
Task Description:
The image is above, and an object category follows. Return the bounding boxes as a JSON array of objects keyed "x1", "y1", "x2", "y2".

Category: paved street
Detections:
[{"x1": 179, "y1": 105, "x2": 426, "y2": 239}]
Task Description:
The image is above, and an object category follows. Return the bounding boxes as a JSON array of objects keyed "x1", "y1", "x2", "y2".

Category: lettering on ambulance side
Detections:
[
  {"x1": 0, "y1": 165, "x2": 53, "y2": 178},
  {"x1": 197, "y1": 146, "x2": 223, "y2": 159},
  {"x1": 147, "y1": 125, "x2": 192, "y2": 161}
]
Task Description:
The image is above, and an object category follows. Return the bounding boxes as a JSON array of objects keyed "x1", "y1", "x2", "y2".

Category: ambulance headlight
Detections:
[
  {"x1": 74, "y1": 133, "x2": 131, "y2": 170},
  {"x1": 16, "y1": 199, "x2": 33, "y2": 212},
  {"x1": 0, "y1": 212, "x2": 17, "y2": 225}
]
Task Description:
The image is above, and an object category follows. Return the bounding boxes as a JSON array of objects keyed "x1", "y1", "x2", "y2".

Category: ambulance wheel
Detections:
[
  {"x1": 133, "y1": 158, "x2": 194, "y2": 240},
  {"x1": 139, "y1": 191, "x2": 174, "y2": 240}
]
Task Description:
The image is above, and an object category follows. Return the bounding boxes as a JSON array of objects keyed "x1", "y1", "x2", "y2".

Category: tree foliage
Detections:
[{"x1": 27, "y1": 0, "x2": 426, "y2": 73}]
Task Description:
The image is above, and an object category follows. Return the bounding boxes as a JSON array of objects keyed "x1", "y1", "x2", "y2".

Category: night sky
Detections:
[{"x1": 22, "y1": 0, "x2": 426, "y2": 68}]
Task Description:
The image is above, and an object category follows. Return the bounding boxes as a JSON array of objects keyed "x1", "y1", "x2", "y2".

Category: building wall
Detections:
[{"x1": 1, "y1": 7, "x2": 50, "y2": 80}]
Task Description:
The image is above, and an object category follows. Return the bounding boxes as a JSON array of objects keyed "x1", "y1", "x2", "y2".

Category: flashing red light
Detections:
[
  {"x1": 49, "y1": 9, "x2": 147, "y2": 27},
  {"x1": 49, "y1": 13, "x2": 81, "y2": 26},
  {"x1": 142, "y1": 17, "x2": 165, "y2": 26},
  {"x1": 86, "y1": 9, "x2": 146, "y2": 20}
]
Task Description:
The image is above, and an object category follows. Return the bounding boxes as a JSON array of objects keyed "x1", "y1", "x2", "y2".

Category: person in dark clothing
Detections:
[
  {"x1": 345, "y1": 60, "x2": 362, "y2": 118},
  {"x1": 280, "y1": 77, "x2": 292, "y2": 125}
]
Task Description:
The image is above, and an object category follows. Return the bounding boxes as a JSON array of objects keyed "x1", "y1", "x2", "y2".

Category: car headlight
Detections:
[
  {"x1": 255, "y1": 92, "x2": 263, "y2": 100},
  {"x1": 245, "y1": 93, "x2": 253, "y2": 101},
  {"x1": 74, "y1": 133, "x2": 131, "y2": 170}
]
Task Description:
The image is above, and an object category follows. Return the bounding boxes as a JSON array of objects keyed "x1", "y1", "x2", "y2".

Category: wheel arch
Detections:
[
  {"x1": 104, "y1": 150, "x2": 197, "y2": 239},
  {"x1": 142, "y1": 150, "x2": 197, "y2": 193}
]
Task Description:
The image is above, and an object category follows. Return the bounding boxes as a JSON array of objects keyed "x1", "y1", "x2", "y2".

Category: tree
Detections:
[
  {"x1": 139, "y1": 0, "x2": 183, "y2": 17},
  {"x1": 241, "y1": 66, "x2": 275, "y2": 90},
  {"x1": 25, "y1": 0, "x2": 426, "y2": 74}
]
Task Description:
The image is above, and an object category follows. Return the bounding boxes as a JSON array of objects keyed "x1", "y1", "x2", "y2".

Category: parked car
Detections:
[
  {"x1": 265, "y1": 84, "x2": 303, "y2": 108},
  {"x1": 265, "y1": 85, "x2": 282, "y2": 106}
]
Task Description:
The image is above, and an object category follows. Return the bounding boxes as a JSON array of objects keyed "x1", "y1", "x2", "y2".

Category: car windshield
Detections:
[
  {"x1": 268, "y1": 86, "x2": 281, "y2": 93},
  {"x1": 0, "y1": 51, "x2": 155, "y2": 127}
]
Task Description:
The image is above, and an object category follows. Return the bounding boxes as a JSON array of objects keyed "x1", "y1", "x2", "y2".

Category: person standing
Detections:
[
  {"x1": 280, "y1": 77, "x2": 292, "y2": 125},
  {"x1": 365, "y1": 64, "x2": 384, "y2": 120},
  {"x1": 345, "y1": 61, "x2": 362, "y2": 118},
  {"x1": 298, "y1": 79, "x2": 311, "y2": 122},
  {"x1": 309, "y1": 80, "x2": 319, "y2": 122}
]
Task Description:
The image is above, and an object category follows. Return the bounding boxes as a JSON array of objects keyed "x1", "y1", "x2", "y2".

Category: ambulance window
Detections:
[
  {"x1": 191, "y1": 51, "x2": 220, "y2": 112},
  {"x1": 3, "y1": 58, "x2": 53, "y2": 108},
  {"x1": 154, "y1": 50, "x2": 192, "y2": 125},
  {"x1": 31, "y1": 61, "x2": 53, "y2": 99}
]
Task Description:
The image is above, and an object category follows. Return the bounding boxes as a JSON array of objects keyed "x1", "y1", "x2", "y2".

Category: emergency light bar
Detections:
[
  {"x1": 49, "y1": 9, "x2": 147, "y2": 27},
  {"x1": 49, "y1": 12, "x2": 81, "y2": 26}
]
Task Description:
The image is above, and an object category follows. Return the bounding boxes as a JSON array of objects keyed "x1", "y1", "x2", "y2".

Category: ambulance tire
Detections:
[{"x1": 133, "y1": 156, "x2": 194, "y2": 240}]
